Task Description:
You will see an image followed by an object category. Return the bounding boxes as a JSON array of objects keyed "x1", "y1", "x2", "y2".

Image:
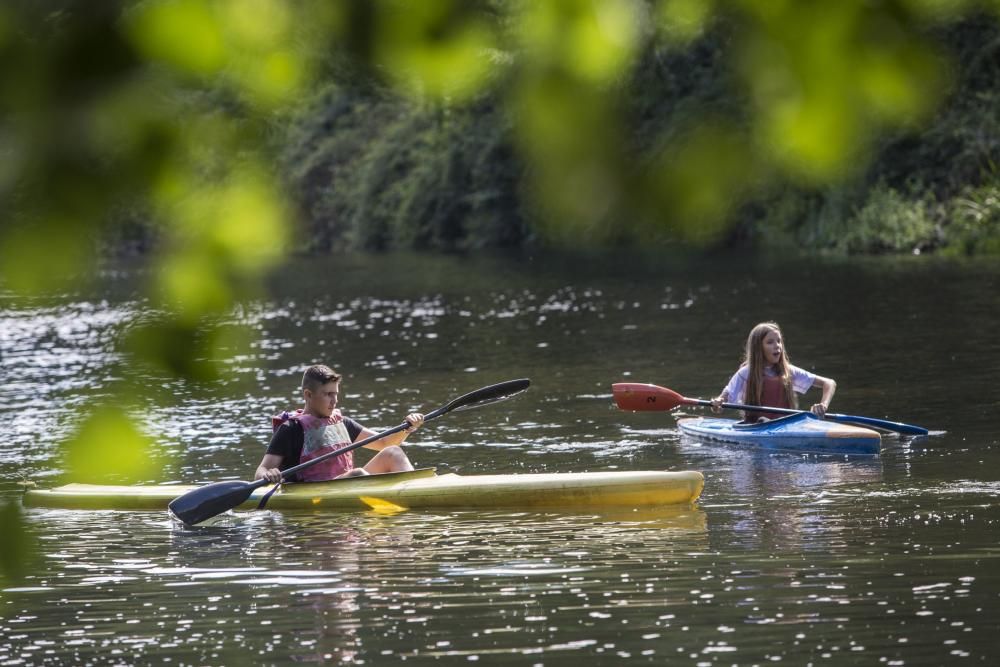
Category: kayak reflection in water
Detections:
[
  {"x1": 710, "y1": 322, "x2": 837, "y2": 423},
  {"x1": 254, "y1": 364, "x2": 423, "y2": 483}
]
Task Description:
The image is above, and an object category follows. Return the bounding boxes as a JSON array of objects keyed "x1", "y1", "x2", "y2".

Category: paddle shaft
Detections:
[
  {"x1": 280, "y1": 420, "x2": 412, "y2": 480},
  {"x1": 169, "y1": 378, "x2": 530, "y2": 525},
  {"x1": 611, "y1": 382, "x2": 929, "y2": 436},
  {"x1": 281, "y1": 378, "x2": 529, "y2": 481},
  {"x1": 234, "y1": 417, "x2": 427, "y2": 499},
  {"x1": 251, "y1": 417, "x2": 434, "y2": 509},
  {"x1": 687, "y1": 396, "x2": 808, "y2": 416},
  {"x1": 685, "y1": 398, "x2": 928, "y2": 435},
  {"x1": 170, "y1": 420, "x2": 420, "y2": 522}
]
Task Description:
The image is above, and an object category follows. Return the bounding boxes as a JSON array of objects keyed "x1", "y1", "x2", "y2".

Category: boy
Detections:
[{"x1": 255, "y1": 364, "x2": 423, "y2": 483}]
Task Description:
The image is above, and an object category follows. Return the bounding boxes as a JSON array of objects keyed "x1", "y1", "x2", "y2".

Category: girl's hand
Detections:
[
  {"x1": 810, "y1": 403, "x2": 828, "y2": 418},
  {"x1": 404, "y1": 413, "x2": 424, "y2": 432},
  {"x1": 710, "y1": 397, "x2": 724, "y2": 414}
]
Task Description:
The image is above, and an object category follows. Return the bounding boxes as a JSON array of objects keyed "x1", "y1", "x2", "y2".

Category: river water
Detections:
[{"x1": 2, "y1": 251, "x2": 999, "y2": 665}]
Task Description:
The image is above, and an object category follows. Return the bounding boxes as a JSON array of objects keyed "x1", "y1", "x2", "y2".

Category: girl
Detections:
[{"x1": 711, "y1": 322, "x2": 836, "y2": 423}]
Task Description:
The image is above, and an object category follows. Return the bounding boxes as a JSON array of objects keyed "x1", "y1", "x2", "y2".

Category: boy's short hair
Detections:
[{"x1": 301, "y1": 364, "x2": 342, "y2": 392}]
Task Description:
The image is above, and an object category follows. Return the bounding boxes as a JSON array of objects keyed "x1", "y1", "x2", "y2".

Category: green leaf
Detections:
[
  {"x1": 0, "y1": 501, "x2": 37, "y2": 585},
  {"x1": 127, "y1": 0, "x2": 227, "y2": 75},
  {"x1": 64, "y1": 408, "x2": 159, "y2": 483}
]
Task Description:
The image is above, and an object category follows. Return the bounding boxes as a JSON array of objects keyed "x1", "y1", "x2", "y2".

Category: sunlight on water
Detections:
[
  {"x1": 1, "y1": 302, "x2": 139, "y2": 478},
  {"x1": 3, "y1": 254, "x2": 1000, "y2": 664}
]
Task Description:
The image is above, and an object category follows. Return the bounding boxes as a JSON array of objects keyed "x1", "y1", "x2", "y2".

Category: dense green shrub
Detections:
[
  {"x1": 943, "y1": 182, "x2": 1000, "y2": 254},
  {"x1": 276, "y1": 13, "x2": 1000, "y2": 255},
  {"x1": 838, "y1": 184, "x2": 941, "y2": 254},
  {"x1": 279, "y1": 89, "x2": 529, "y2": 252}
]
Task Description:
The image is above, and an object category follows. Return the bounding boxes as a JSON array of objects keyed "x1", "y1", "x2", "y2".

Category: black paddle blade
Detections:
[
  {"x1": 445, "y1": 378, "x2": 531, "y2": 414},
  {"x1": 168, "y1": 480, "x2": 258, "y2": 526}
]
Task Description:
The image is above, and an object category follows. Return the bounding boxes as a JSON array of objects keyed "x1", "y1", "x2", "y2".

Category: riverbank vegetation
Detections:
[{"x1": 277, "y1": 8, "x2": 1000, "y2": 255}]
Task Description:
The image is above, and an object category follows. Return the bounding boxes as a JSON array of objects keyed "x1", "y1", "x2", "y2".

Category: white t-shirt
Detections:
[{"x1": 722, "y1": 364, "x2": 817, "y2": 404}]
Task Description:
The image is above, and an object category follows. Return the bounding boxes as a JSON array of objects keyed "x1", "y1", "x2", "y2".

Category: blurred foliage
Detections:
[
  {"x1": 64, "y1": 406, "x2": 160, "y2": 482},
  {"x1": 281, "y1": 92, "x2": 528, "y2": 251},
  {"x1": 276, "y1": 0, "x2": 1000, "y2": 253},
  {"x1": 0, "y1": 0, "x2": 324, "y2": 579},
  {"x1": 746, "y1": 13, "x2": 1000, "y2": 254},
  {"x1": 2, "y1": 0, "x2": 1000, "y2": 575},
  {"x1": 0, "y1": 500, "x2": 37, "y2": 585}
]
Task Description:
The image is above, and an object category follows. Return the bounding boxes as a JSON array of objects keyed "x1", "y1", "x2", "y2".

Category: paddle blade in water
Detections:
[
  {"x1": 825, "y1": 413, "x2": 930, "y2": 436},
  {"x1": 612, "y1": 383, "x2": 687, "y2": 411},
  {"x1": 359, "y1": 496, "x2": 409, "y2": 513},
  {"x1": 168, "y1": 480, "x2": 258, "y2": 526}
]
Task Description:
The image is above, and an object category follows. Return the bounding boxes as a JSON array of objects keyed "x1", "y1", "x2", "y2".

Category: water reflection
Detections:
[
  {"x1": 679, "y1": 435, "x2": 885, "y2": 558},
  {"x1": 5, "y1": 504, "x2": 712, "y2": 663},
  {"x1": 4, "y1": 253, "x2": 1000, "y2": 664}
]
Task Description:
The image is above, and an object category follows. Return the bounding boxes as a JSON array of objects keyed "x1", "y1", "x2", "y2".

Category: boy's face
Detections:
[{"x1": 304, "y1": 380, "x2": 340, "y2": 417}]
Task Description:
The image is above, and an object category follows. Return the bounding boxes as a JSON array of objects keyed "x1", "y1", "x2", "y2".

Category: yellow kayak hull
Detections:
[{"x1": 23, "y1": 468, "x2": 704, "y2": 512}]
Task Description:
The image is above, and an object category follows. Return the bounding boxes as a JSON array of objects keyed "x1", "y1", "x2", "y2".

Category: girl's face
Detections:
[{"x1": 761, "y1": 329, "x2": 783, "y2": 366}]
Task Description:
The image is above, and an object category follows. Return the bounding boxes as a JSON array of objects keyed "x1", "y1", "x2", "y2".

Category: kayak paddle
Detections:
[
  {"x1": 168, "y1": 378, "x2": 531, "y2": 526},
  {"x1": 612, "y1": 382, "x2": 929, "y2": 436}
]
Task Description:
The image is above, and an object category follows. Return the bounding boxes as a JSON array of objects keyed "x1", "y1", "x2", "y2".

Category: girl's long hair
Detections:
[{"x1": 742, "y1": 322, "x2": 797, "y2": 409}]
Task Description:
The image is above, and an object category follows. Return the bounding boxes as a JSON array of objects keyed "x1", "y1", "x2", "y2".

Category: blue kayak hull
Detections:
[{"x1": 677, "y1": 413, "x2": 881, "y2": 456}]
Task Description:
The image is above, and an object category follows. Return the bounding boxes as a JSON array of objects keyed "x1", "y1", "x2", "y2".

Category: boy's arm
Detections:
[
  {"x1": 255, "y1": 453, "x2": 284, "y2": 483},
  {"x1": 358, "y1": 413, "x2": 425, "y2": 450},
  {"x1": 256, "y1": 420, "x2": 298, "y2": 482}
]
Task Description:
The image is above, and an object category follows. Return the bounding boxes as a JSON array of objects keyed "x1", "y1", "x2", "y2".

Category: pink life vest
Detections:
[
  {"x1": 744, "y1": 375, "x2": 792, "y2": 422},
  {"x1": 272, "y1": 409, "x2": 355, "y2": 481}
]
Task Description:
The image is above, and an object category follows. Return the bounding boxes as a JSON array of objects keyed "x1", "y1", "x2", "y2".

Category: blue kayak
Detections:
[{"x1": 677, "y1": 412, "x2": 881, "y2": 456}]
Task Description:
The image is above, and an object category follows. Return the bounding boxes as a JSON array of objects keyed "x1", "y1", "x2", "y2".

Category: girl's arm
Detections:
[
  {"x1": 810, "y1": 375, "x2": 836, "y2": 417},
  {"x1": 712, "y1": 367, "x2": 744, "y2": 413}
]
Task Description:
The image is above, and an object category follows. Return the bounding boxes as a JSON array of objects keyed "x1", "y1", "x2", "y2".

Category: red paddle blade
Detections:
[{"x1": 612, "y1": 383, "x2": 687, "y2": 411}]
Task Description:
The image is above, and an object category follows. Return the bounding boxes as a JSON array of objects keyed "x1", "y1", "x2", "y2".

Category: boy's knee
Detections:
[
  {"x1": 383, "y1": 445, "x2": 406, "y2": 461},
  {"x1": 381, "y1": 445, "x2": 413, "y2": 471}
]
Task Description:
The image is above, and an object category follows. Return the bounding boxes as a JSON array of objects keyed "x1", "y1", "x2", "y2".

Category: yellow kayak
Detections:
[{"x1": 22, "y1": 468, "x2": 704, "y2": 512}]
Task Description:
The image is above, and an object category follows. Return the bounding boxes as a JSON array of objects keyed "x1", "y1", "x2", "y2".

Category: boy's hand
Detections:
[
  {"x1": 256, "y1": 467, "x2": 283, "y2": 484},
  {"x1": 404, "y1": 413, "x2": 424, "y2": 432}
]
